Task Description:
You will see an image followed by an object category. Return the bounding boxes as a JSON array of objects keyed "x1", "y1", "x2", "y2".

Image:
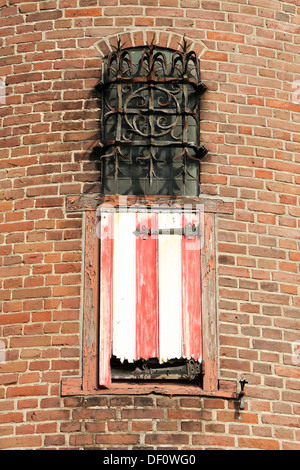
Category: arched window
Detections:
[{"x1": 96, "y1": 37, "x2": 207, "y2": 196}]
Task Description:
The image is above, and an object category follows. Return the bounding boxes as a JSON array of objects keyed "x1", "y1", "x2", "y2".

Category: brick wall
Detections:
[{"x1": 0, "y1": 0, "x2": 300, "y2": 450}]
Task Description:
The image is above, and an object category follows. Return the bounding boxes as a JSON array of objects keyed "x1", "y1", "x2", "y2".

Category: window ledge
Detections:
[
  {"x1": 61, "y1": 376, "x2": 237, "y2": 399},
  {"x1": 66, "y1": 195, "x2": 234, "y2": 215}
]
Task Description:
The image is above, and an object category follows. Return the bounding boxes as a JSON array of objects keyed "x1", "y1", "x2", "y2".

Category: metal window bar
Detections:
[{"x1": 96, "y1": 36, "x2": 207, "y2": 196}]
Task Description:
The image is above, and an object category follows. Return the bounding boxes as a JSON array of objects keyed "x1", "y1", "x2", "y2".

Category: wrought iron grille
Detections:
[{"x1": 96, "y1": 37, "x2": 207, "y2": 196}]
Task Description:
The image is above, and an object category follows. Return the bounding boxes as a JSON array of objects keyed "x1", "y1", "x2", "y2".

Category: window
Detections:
[
  {"x1": 96, "y1": 37, "x2": 208, "y2": 386},
  {"x1": 96, "y1": 37, "x2": 207, "y2": 196},
  {"x1": 61, "y1": 34, "x2": 236, "y2": 398}
]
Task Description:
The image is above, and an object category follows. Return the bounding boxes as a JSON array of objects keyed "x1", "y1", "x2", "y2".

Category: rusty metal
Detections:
[
  {"x1": 111, "y1": 358, "x2": 202, "y2": 381},
  {"x1": 133, "y1": 222, "x2": 200, "y2": 240},
  {"x1": 131, "y1": 360, "x2": 201, "y2": 381},
  {"x1": 96, "y1": 36, "x2": 207, "y2": 196},
  {"x1": 239, "y1": 379, "x2": 248, "y2": 410}
]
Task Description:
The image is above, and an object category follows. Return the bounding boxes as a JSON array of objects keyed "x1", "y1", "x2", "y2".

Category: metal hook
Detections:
[{"x1": 239, "y1": 379, "x2": 248, "y2": 410}]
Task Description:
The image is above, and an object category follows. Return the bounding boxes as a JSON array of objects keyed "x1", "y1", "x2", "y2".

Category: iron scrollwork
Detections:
[{"x1": 96, "y1": 36, "x2": 207, "y2": 196}]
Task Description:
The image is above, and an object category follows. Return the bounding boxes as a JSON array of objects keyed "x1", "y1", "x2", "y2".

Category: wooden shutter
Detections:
[{"x1": 99, "y1": 209, "x2": 202, "y2": 386}]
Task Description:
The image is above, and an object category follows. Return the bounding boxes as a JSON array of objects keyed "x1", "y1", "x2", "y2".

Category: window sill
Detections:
[
  {"x1": 61, "y1": 376, "x2": 237, "y2": 399},
  {"x1": 66, "y1": 194, "x2": 234, "y2": 215}
]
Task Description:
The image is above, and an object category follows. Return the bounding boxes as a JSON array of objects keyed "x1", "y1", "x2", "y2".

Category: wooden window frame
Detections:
[{"x1": 61, "y1": 195, "x2": 237, "y2": 398}]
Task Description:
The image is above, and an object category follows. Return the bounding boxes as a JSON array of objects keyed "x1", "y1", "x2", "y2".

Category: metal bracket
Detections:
[
  {"x1": 239, "y1": 379, "x2": 248, "y2": 410},
  {"x1": 133, "y1": 223, "x2": 200, "y2": 240}
]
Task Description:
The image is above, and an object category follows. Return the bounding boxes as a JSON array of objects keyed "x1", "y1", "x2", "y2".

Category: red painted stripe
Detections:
[
  {"x1": 99, "y1": 212, "x2": 113, "y2": 386},
  {"x1": 181, "y1": 212, "x2": 202, "y2": 361},
  {"x1": 136, "y1": 212, "x2": 158, "y2": 360}
]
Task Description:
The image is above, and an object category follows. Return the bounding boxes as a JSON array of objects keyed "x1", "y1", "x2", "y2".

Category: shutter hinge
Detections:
[{"x1": 133, "y1": 223, "x2": 200, "y2": 240}]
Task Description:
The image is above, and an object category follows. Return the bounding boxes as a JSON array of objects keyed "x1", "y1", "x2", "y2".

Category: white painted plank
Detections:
[
  {"x1": 158, "y1": 212, "x2": 182, "y2": 363},
  {"x1": 112, "y1": 212, "x2": 136, "y2": 362}
]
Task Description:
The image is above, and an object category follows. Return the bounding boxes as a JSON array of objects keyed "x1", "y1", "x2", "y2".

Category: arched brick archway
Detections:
[{"x1": 93, "y1": 30, "x2": 207, "y2": 60}]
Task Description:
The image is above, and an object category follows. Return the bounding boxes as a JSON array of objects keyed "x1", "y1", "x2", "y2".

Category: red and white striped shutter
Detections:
[{"x1": 99, "y1": 210, "x2": 202, "y2": 386}]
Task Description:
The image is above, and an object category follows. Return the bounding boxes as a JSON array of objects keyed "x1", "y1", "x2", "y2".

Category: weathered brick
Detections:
[
  {"x1": 65, "y1": 8, "x2": 102, "y2": 17},
  {"x1": 238, "y1": 437, "x2": 280, "y2": 450},
  {"x1": 0, "y1": 436, "x2": 42, "y2": 449},
  {"x1": 6, "y1": 385, "x2": 49, "y2": 398}
]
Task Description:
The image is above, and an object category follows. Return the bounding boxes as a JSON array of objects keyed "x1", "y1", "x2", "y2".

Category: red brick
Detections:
[
  {"x1": 0, "y1": 412, "x2": 24, "y2": 425},
  {"x1": 0, "y1": 221, "x2": 34, "y2": 233},
  {"x1": 6, "y1": 32, "x2": 43, "y2": 45},
  {"x1": 96, "y1": 434, "x2": 139, "y2": 445},
  {"x1": 192, "y1": 435, "x2": 235, "y2": 447},
  {"x1": 72, "y1": 409, "x2": 115, "y2": 420},
  {"x1": 0, "y1": 436, "x2": 42, "y2": 449},
  {"x1": 65, "y1": 8, "x2": 102, "y2": 17},
  {"x1": 145, "y1": 433, "x2": 189, "y2": 445},
  {"x1": 238, "y1": 437, "x2": 280, "y2": 450},
  {"x1": 202, "y1": 51, "x2": 228, "y2": 61},
  {"x1": 44, "y1": 434, "x2": 65, "y2": 446},
  {"x1": 0, "y1": 313, "x2": 30, "y2": 325},
  {"x1": 12, "y1": 287, "x2": 51, "y2": 300},
  {"x1": 168, "y1": 409, "x2": 212, "y2": 420},
  {"x1": 27, "y1": 410, "x2": 70, "y2": 422},
  {"x1": 121, "y1": 409, "x2": 164, "y2": 419},
  {"x1": 69, "y1": 434, "x2": 93, "y2": 446},
  {"x1": 207, "y1": 31, "x2": 244, "y2": 43},
  {"x1": 6, "y1": 385, "x2": 49, "y2": 398},
  {"x1": 266, "y1": 98, "x2": 300, "y2": 113}
]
